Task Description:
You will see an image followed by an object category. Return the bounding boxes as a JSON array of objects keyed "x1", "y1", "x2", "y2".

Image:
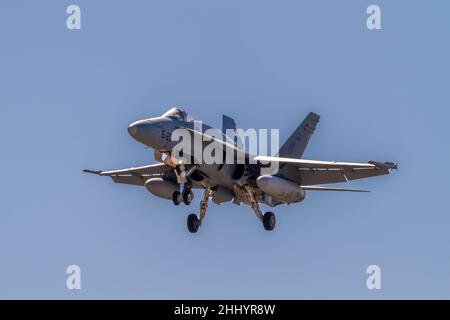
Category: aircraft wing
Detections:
[
  {"x1": 83, "y1": 163, "x2": 170, "y2": 186},
  {"x1": 253, "y1": 155, "x2": 397, "y2": 186}
]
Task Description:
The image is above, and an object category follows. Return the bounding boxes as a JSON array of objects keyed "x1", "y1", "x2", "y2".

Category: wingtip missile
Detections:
[
  {"x1": 83, "y1": 169, "x2": 103, "y2": 175},
  {"x1": 368, "y1": 161, "x2": 398, "y2": 171}
]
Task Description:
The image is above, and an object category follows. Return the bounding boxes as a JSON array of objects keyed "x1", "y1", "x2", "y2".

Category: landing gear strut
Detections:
[
  {"x1": 244, "y1": 185, "x2": 276, "y2": 231},
  {"x1": 171, "y1": 162, "x2": 195, "y2": 206},
  {"x1": 187, "y1": 187, "x2": 210, "y2": 233}
]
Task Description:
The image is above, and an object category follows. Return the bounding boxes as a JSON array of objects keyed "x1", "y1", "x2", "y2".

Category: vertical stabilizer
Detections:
[
  {"x1": 222, "y1": 114, "x2": 238, "y2": 146},
  {"x1": 278, "y1": 112, "x2": 320, "y2": 158}
]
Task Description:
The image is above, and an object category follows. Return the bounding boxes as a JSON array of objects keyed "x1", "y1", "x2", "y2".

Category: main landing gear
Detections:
[
  {"x1": 244, "y1": 185, "x2": 276, "y2": 231},
  {"x1": 181, "y1": 183, "x2": 276, "y2": 233},
  {"x1": 262, "y1": 211, "x2": 276, "y2": 231},
  {"x1": 187, "y1": 187, "x2": 210, "y2": 233}
]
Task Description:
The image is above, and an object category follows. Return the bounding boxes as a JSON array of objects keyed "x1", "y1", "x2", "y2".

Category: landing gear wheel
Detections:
[
  {"x1": 182, "y1": 189, "x2": 194, "y2": 205},
  {"x1": 263, "y1": 212, "x2": 276, "y2": 231},
  {"x1": 187, "y1": 213, "x2": 200, "y2": 233},
  {"x1": 172, "y1": 191, "x2": 181, "y2": 206}
]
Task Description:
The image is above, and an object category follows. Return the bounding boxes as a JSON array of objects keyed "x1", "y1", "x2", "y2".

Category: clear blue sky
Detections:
[{"x1": 1, "y1": 0, "x2": 449, "y2": 299}]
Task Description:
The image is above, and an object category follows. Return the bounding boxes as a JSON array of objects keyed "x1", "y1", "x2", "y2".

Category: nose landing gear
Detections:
[
  {"x1": 172, "y1": 187, "x2": 194, "y2": 206},
  {"x1": 171, "y1": 162, "x2": 195, "y2": 206},
  {"x1": 172, "y1": 190, "x2": 182, "y2": 206}
]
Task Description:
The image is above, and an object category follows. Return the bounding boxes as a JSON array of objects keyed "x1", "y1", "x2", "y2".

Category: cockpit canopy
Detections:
[{"x1": 162, "y1": 107, "x2": 194, "y2": 122}]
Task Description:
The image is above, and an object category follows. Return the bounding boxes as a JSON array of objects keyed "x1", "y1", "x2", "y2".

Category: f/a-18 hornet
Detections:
[{"x1": 84, "y1": 107, "x2": 397, "y2": 233}]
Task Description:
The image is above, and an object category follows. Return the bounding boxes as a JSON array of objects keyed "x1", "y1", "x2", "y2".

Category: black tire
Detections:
[
  {"x1": 172, "y1": 191, "x2": 181, "y2": 206},
  {"x1": 263, "y1": 212, "x2": 276, "y2": 231},
  {"x1": 182, "y1": 189, "x2": 194, "y2": 205},
  {"x1": 187, "y1": 214, "x2": 200, "y2": 233}
]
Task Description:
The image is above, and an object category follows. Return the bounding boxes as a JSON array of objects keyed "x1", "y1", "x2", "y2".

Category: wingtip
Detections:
[
  {"x1": 83, "y1": 169, "x2": 103, "y2": 175},
  {"x1": 384, "y1": 162, "x2": 399, "y2": 171},
  {"x1": 308, "y1": 111, "x2": 320, "y2": 120},
  {"x1": 368, "y1": 161, "x2": 398, "y2": 171}
]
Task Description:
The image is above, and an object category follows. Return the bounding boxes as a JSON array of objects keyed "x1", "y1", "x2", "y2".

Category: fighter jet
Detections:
[{"x1": 84, "y1": 107, "x2": 397, "y2": 233}]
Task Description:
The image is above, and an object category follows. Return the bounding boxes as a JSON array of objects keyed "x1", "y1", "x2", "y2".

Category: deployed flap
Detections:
[
  {"x1": 253, "y1": 155, "x2": 376, "y2": 169},
  {"x1": 278, "y1": 112, "x2": 320, "y2": 158},
  {"x1": 301, "y1": 186, "x2": 369, "y2": 192},
  {"x1": 299, "y1": 167, "x2": 394, "y2": 186},
  {"x1": 97, "y1": 163, "x2": 169, "y2": 176}
]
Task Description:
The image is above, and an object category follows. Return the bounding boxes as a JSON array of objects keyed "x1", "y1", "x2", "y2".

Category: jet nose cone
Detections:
[
  {"x1": 128, "y1": 120, "x2": 147, "y2": 138},
  {"x1": 128, "y1": 123, "x2": 138, "y2": 137},
  {"x1": 127, "y1": 119, "x2": 162, "y2": 148}
]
